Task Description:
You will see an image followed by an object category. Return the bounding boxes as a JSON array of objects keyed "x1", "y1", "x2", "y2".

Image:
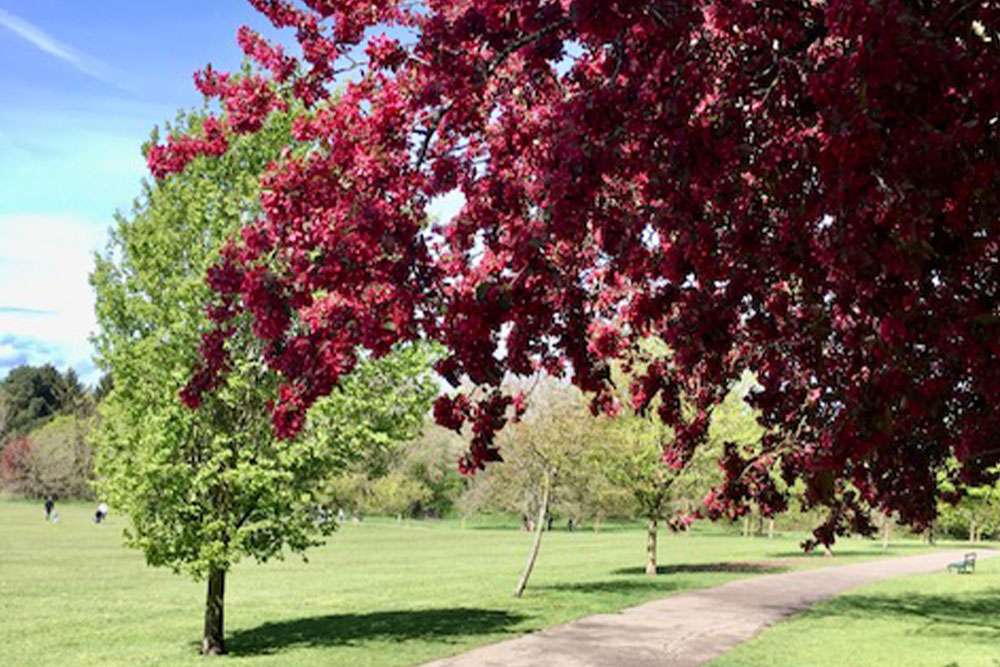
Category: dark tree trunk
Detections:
[
  {"x1": 645, "y1": 517, "x2": 658, "y2": 575},
  {"x1": 202, "y1": 568, "x2": 226, "y2": 655},
  {"x1": 513, "y1": 470, "x2": 550, "y2": 598}
]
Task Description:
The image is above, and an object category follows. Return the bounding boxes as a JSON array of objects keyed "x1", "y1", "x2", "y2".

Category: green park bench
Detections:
[{"x1": 947, "y1": 552, "x2": 976, "y2": 574}]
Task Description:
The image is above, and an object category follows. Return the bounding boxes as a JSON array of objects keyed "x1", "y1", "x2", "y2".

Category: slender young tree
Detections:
[
  {"x1": 591, "y1": 371, "x2": 763, "y2": 573},
  {"x1": 458, "y1": 379, "x2": 602, "y2": 596},
  {"x1": 502, "y1": 382, "x2": 600, "y2": 597},
  {"x1": 92, "y1": 100, "x2": 436, "y2": 655}
]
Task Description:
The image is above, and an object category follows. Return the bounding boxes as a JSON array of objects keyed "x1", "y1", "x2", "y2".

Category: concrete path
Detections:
[{"x1": 423, "y1": 549, "x2": 998, "y2": 667}]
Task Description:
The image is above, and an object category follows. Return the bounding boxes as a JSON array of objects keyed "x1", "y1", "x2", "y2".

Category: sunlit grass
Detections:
[
  {"x1": 0, "y1": 499, "x2": 954, "y2": 666},
  {"x1": 713, "y1": 553, "x2": 1000, "y2": 667}
]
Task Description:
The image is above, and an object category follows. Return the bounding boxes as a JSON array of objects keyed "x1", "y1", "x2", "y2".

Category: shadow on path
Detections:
[
  {"x1": 613, "y1": 562, "x2": 790, "y2": 576},
  {"x1": 227, "y1": 607, "x2": 526, "y2": 656}
]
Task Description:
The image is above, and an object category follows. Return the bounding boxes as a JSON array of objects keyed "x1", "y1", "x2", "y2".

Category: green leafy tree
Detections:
[
  {"x1": 369, "y1": 471, "x2": 433, "y2": 522},
  {"x1": 549, "y1": 450, "x2": 633, "y2": 533},
  {"x1": 591, "y1": 409, "x2": 678, "y2": 575},
  {"x1": 91, "y1": 101, "x2": 436, "y2": 655},
  {"x1": 938, "y1": 479, "x2": 1000, "y2": 542},
  {"x1": 0, "y1": 415, "x2": 94, "y2": 498},
  {"x1": 0, "y1": 364, "x2": 85, "y2": 440},
  {"x1": 458, "y1": 379, "x2": 605, "y2": 596},
  {"x1": 591, "y1": 371, "x2": 761, "y2": 575},
  {"x1": 386, "y1": 423, "x2": 467, "y2": 519}
]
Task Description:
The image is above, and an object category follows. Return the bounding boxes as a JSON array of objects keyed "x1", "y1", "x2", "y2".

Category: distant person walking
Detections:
[
  {"x1": 44, "y1": 495, "x2": 54, "y2": 521},
  {"x1": 94, "y1": 502, "x2": 109, "y2": 524}
]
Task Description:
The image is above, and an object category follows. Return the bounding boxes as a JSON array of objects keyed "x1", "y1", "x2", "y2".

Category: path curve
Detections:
[{"x1": 423, "y1": 549, "x2": 998, "y2": 667}]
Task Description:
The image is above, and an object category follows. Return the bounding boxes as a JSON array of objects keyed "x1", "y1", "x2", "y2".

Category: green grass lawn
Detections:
[
  {"x1": 712, "y1": 552, "x2": 1000, "y2": 667},
  {"x1": 0, "y1": 499, "x2": 957, "y2": 666}
]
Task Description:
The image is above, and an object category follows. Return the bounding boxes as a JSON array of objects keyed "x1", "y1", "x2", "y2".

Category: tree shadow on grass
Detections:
[
  {"x1": 612, "y1": 562, "x2": 790, "y2": 576},
  {"x1": 805, "y1": 590, "x2": 1000, "y2": 637},
  {"x1": 535, "y1": 579, "x2": 687, "y2": 595},
  {"x1": 765, "y1": 543, "x2": 930, "y2": 559},
  {"x1": 226, "y1": 607, "x2": 526, "y2": 656},
  {"x1": 535, "y1": 563, "x2": 789, "y2": 595}
]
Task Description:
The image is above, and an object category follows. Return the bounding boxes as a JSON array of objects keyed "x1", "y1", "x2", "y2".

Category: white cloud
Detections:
[
  {"x1": 0, "y1": 8, "x2": 115, "y2": 84},
  {"x1": 0, "y1": 214, "x2": 104, "y2": 382}
]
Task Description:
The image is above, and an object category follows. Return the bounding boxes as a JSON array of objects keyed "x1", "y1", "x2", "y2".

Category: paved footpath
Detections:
[{"x1": 424, "y1": 549, "x2": 998, "y2": 667}]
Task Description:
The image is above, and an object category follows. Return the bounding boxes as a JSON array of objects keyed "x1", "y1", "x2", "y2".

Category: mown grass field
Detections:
[
  {"x1": 712, "y1": 551, "x2": 1000, "y2": 667},
  {"x1": 0, "y1": 499, "x2": 958, "y2": 666}
]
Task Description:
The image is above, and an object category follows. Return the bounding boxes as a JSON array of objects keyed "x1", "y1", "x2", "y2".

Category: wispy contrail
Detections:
[
  {"x1": 0, "y1": 8, "x2": 114, "y2": 84},
  {"x1": 0, "y1": 306, "x2": 56, "y2": 316}
]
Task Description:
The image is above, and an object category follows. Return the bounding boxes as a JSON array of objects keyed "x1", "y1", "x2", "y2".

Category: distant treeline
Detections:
[{"x1": 0, "y1": 364, "x2": 108, "y2": 499}]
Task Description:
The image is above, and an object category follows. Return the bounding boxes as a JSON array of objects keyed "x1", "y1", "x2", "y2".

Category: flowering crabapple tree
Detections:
[{"x1": 150, "y1": 0, "x2": 1000, "y2": 549}]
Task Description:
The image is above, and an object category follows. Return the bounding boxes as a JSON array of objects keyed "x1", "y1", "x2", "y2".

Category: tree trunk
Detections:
[
  {"x1": 969, "y1": 516, "x2": 976, "y2": 543},
  {"x1": 742, "y1": 514, "x2": 750, "y2": 538},
  {"x1": 767, "y1": 517, "x2": 775, "y2": 540},
  {"x1": 882, "y1": 516, "x2": 890, "y2": 550},
  {"x1": 645, "y1": 517, "x2": 658, "y2": 575},
  {"x1": 513, "y1": 470, "x2": 550, "y2": 598},
  {"x1": 202, "y1": 568, "x2": 226, "y2": 655},
  {"x1": 594, "y1": 515, "x2": 602, "y2": 534}
]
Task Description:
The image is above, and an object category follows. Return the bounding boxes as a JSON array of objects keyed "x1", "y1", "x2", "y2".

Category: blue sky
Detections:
[{"x1": 0, "y1": 1, "x2": 292, "y2": 384}]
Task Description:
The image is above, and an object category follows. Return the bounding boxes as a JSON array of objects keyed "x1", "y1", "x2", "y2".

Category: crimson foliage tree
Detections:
[{"x1": 151, "y1": 1, "x2": 1000, "y2": 547}]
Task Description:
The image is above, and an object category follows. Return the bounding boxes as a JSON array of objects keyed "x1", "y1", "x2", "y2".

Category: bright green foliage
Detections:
[
  {"x1": 394, "y1": 424, "x2": 467, "y2": 518},
  {"x1": 368, "y1": 471, "x2": 433, "y2": 519},
  {"x1": 593, "y1": 373, "x2": 763, "y2": 528},
  {"x1": 461, "y1": 380, "x2": 607, "y2": 522},
  {"x1": 593, "y1": 407, "x2": 678, "y2": 526},
  {"x1": 90, "y1": 103, "x2": 437, "y2": 581},
  {"x1": 458, "y1": 374, "x2": 762, "y2": 530},
  {"x1": 338, "y1": 423, "x2": 467, "y2": 520},
  {"x1": 938, "y1": 483, "x2": 1000, "y2": 541}
]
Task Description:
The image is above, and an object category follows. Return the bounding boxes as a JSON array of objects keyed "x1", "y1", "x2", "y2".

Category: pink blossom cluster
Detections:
[{"x1": 146, "y1": 116, "x2": 228, "y2": 179}]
